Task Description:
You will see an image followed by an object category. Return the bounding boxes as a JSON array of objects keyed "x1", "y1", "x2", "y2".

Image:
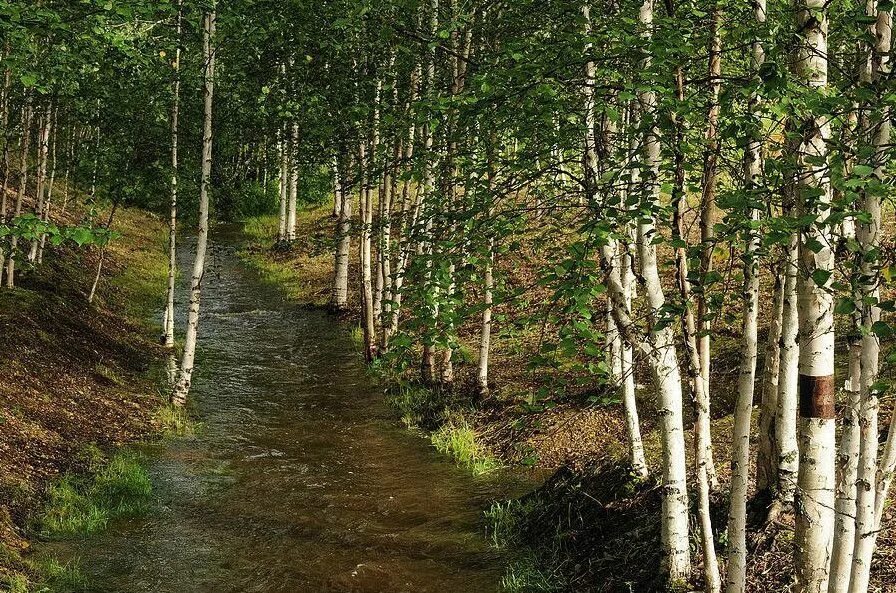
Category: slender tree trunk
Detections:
[
  {"x1": 88, "y1": 201, "x2": 119, "y2": 304},
  {"x1": 847, "y1": 9, "x2": 891, "y2": 593},
  {"x1": 829, "y1": 65, "x2": 868, "y2": 593},
  {"x1": 792, "y1": 3, "x2": 836, "y2": 591},
  {"x1": 419, "y1": 0, "x2": 440, "y2": 383},
  {"x1": 726, "y1": 5, "x2": 764, "y2": 591},
  {"x1": 36, "y1": 107, "x2": 57, "y2": 265},
  {"x1": 331, "y1": 153, "x2": 351, "y2": 311},
  {"x1": 696, "y1": 4, "x2": 721, "y2": 446},
  {"x1": 6, "y1": 98, "x2": 33, "y2": 289},
  {"x1": 774, "y1": 227, "x2": 800, "y2": 514},
  {"x1": 331, "y1": 154, "x2": 341, "y2": 218},
  {"x1": 670, "y1": 69, "x2": 719, "y2": 593},
  {"x1": 172, "y1": 7, "x2": 216, "y2": 406},
  {"x1": 29, "y1": 104, "x2": 51, "y2": 263},
  {"x1": 164, "y1": 0, "x2": 182, "y2": 352},
  {"x1": 637, "y1": 1, "x2": 690, "y2": 583},
  {"x1": 286, "y1": 123, "x2": 299, "y2": 243},
  {"x1": 383, "y1": 63, "x2": 421, "y2": 351},
  {"x1": 277, "y1": 133, "x2": 288, "y2": 243},
  {"x1": 757, "y1": 258, "x2": 784, "y2": 498},
  {"x1": 358, "y1": 136, "x2": 376, "y2": 362}
]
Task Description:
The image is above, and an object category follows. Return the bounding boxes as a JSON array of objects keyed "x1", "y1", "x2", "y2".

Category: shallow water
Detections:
[{"x1": 45, "y1": 228, "x2": 526, "y2": 593}]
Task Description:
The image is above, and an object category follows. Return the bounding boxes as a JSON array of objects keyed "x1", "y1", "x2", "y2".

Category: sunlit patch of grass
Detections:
[
  {"x1": 30, "y1": 556, "x2": 88, "y2": 592},
  {"x1": 39, "y1": 451, "x2": 152, "y2": 538},
  {"x1": 93, "y1": 363, "x2": 123, "y2": 386},
  {"x1": 107, "y1": 209, "x2": 169, "y2": 323},
  {"x1": 242, "y1": 214, "x2": 279, "y2": 243},
  {"x1": 240, "y1": 205, "x2": 335, "y2": 306},
  {"x1": 155, "y1": 404, "x2": 198, "y2": 438},
  {"x1": 431, "y1": 418, "x2": 500, "y2": 475},
  {"x1": 349, "y1": 326, "x2": 364, "y2": 351},
  {"x1": 4, "y1": 572, "x2": 29, "y2": 593},
  {"x1": 386, "y1": 384, "x2": 433, "y2": 429}
]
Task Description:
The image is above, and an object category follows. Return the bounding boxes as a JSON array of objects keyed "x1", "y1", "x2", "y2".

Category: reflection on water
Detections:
[{"x1": 44, "y1": 228, "x2": 525, "y2": 593}]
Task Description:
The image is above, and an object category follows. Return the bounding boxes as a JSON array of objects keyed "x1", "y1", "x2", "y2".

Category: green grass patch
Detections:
[
  {"x1": 242, "y1": 214, "x2": 279, "y2": 242},
  {"x1": 3, "y1": 572, "x2": 30, "y2": 593},
  {"x1": 30, "y1": 556, "x2": 88, "y2": 593},
  {"x1": 240, "y1": 206, "x2": 334, "y2": 306},
  {"x1": 39, "y1": 451, "x2": 152, "y2": 538},
  {"x1": 108, "y1": 210, "x2": 169, "y2": 323},
  {"x1": 484, "y1": 499, "x2": 538, "y2": 548},
  {"x1": 155, "y1": 404, "x2": 199, "y2": 438},
  {"x1": 431, "y1": 418, "x2": 499, "y2": 476},
  {"x1": 499, "y1": 552, "x2": 562, "y2": 593},
  {"x1": 485, "y1": 499, "x2": 564, "y2": 593}
]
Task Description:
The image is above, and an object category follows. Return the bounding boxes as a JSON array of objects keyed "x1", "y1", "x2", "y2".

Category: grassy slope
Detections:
[{"x1": 0, "y1": 200, "x2": 170, "y2": 588}]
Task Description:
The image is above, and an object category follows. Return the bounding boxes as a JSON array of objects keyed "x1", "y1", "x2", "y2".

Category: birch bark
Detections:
[
  {"x1": 792, "y1": 3, "x2": 836, "y2": 591},
  {"x1": 172, "y1": 8, "x2": 216, "y2": 406}
]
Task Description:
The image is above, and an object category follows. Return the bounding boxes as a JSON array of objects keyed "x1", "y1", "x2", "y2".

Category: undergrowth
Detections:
[
  {"x1": 39, "y1": 450, "x2": 152, "y2": 538},
  {"x1": 431, "y1": 418, "x2": 500, "y2": 475},
  {"x1": 485, "y1": 498, "x2": 565, "y2": 592},
  {"x1": 155, "y1": 404, "x2": 199, "y2": 438}
]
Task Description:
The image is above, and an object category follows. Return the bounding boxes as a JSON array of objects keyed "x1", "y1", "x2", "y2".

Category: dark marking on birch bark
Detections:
[{"x1": 798, "y1": 374, "x2": 835, "y2": 419}]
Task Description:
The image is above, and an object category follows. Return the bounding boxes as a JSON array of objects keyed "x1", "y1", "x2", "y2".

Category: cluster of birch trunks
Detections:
[
  {"x1": 273, "y1": 1, "x2": 896, "y2": 592},
  {"x1": 0, "y1": 90, "x2": 98, "y2": 292}
]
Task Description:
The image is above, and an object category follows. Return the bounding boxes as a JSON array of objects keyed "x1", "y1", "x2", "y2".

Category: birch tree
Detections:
[{"x1": 172, "y1": 6, "x2": 216, "y2": 407}]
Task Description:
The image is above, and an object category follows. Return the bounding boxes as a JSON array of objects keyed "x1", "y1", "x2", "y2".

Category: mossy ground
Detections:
[{"x1": 0, "y1": 192, "x2": 174, "y2": 590}]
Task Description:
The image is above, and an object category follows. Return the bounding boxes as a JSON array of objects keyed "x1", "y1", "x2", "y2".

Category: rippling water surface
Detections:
[{"x1": 46, "y1": 229, "x2": 525, "y2": 593}]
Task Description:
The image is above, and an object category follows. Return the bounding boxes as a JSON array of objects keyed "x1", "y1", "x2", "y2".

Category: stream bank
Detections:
[{"x1": 0, "y1": 205, "x2": 171, "y2": 589}]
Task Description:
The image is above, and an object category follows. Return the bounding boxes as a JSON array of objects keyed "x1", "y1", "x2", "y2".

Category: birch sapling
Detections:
[
  {"x1": 847, "y1": 9, "x2": 891, "y2": 593},
  {"x1": 172, "y1": 8, "x2": 216, "y2": 406},
  {"x1": 726, "y1": 4, "x2": 764, "y2": 591},
  {"x1": 636, "y1": 0, "x2": 691, "y2": 582},
  {"x1": 6, "y1": 99, "x2": 33, "y2": 289},
  {"x1": 164, "y1": 0, "x2": 183, "y2": 351}
]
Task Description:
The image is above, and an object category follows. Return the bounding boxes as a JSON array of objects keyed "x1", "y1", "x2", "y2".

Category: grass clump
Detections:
[
  {"x1": 431, "y1": 418, "x2": 500, "y2": 476},
  {"x1": 30, "y1": 557, "x2": 88, "y2": 592},
  {"x1": 500, "y1": 552, "x2": 563, "y2": 593},
  {"x1": 39, "y1": 451, "x2": 152, "y2": 538},
  {"x1": 484, "y1": 499, "x2": 538, "y2": 548},
  {"x1": 3, "y1": 572, "x2": 29, "y2": 593},
  {"x1": 155, "y1": 404, "x2": 198, "y2": 438},
  {"x1": 240, "y1": 206, "x2": 333, "y2": 306},
  {"x1": 108, "y1": 211, "x2": 169, "y2": 322}
]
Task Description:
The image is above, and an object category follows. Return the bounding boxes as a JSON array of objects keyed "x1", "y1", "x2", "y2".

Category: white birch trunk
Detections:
[
  {"x1": 331, "y1": 155, "x2": 351, "y2": 311},
  {"x1": 36, "y1": 107, "x2": 57, "y2": 265},
  {"x1": 164, "y1": 0, "x2": 182, "y2": 351},
  {"x1": 172, "y1": 8, "x2": 215, "y2": 407},
  {"x1": 726, "y1": 4, "x2": 764, "y2": 590},
  {"x1": 277, "y1": 134, "x2": 288, "y2": 243},
  {"x1": 757, "y1": 261, "x2": 784, "y2": 496},
  {"x1": 847, "y1": 9, "x2": 891, "y2": 593},
  {"x1": 28, "y1": 107, "x2": 50, "y2": 263},
  {"x1": 286, "y1": 123, "x2": 299, "y2": 242},
  {"x1": 792, "y1": 3, "x2": 836, "y2": 591},
  {"x1": 635, "y1": 2, "x2": 691, "y2": 576}
]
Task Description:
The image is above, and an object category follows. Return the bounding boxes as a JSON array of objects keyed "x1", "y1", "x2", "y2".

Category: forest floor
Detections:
[
  {"x1": 241, "y1": 203, "x2": 896, "y2": 593},
  {"x1": 0, "y1": 199, "x2": 173, "y2": 590}
]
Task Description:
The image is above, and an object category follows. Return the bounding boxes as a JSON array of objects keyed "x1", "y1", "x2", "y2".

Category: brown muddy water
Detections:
[{"x1": 42, "y1": 229, "x2": 532, "y2": 593}]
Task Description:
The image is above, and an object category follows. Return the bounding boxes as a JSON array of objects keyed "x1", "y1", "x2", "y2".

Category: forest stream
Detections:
[{"x1": 39, "y1": 228, "x2": 524, "y2": 593}]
